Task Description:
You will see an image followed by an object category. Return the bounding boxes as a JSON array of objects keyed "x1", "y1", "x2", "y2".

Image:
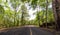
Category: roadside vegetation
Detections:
[{"x1": 0, "y1": 0, "x2": 58, "y2": 30}]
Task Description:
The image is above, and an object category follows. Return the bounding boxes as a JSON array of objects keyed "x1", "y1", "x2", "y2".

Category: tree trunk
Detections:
[
  {"x1": 52, "y1": 0, "x2": 60, "y2": 30},
  {"x1": 37, "y1": 11, "x2": 40, "y2": 27},
  {"x1": 45, "y1": 0, "x2": 48, "y2": 28}
]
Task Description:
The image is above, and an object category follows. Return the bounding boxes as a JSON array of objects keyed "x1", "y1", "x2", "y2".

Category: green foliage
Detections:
[
  {"x1": 10, "y1": 0, "x2": 20, "y2": 9},
  {"x1": 0, "y1": 0, "x2": 55, "y2": 28},
  {"x1": 0, "y1": 5, "x2": 4, "y2": 22},
  {"x1": 0, "y1": 0, "x2": 2, "y2": 3},
  {"x1": 0, "y1": 5, "x2": 4, "y2": 14},
  {"x1": 20, "y1": 4, "x2": 29, "y2": 25},
  {"x1": 31, "y1": 0, "x2": 38, "y2": 9},
  {"x1": 21, "y1": 0, "x2": 26, "y2": 2},
  {"x1": 35, "y1": 8, "x2": 54, "y2": 25}
]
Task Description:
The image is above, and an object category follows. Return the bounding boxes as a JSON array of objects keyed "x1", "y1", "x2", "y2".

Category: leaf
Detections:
[
  {"x1": 0, "y1": 0, "x2": 2, "y2": 3},
  {"x1": 0, "y1": 5, "x2": 4, "y2": 14}
]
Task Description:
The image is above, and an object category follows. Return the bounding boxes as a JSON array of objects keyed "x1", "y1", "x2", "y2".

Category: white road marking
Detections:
[{"x1": 30, "y1": 28, "x2": 32, "y2": 35}]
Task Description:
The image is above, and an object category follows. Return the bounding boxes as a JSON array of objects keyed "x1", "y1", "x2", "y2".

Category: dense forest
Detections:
[{"x1": 0, "y1": 0, "x2": 60, "y2": 30}]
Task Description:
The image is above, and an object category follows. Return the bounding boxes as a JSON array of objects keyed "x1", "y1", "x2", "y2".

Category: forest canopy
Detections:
[{"x1": 0, "y1": 0, "x2": 54, "y2": 28}]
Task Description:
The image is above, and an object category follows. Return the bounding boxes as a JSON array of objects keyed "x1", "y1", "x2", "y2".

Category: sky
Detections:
[
  {"x1": 25, "y1": 3, "x2": 42, "y2": 20},
  {"x1": 25, "y1": 3, "x2": 37, "y2": 20}
]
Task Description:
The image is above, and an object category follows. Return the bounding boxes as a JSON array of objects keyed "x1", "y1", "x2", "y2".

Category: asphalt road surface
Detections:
[{"x1": 0, "y1": 27, "x2": 55, "y2": 35}]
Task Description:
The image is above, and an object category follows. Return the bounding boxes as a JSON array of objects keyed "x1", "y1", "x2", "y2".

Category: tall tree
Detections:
[
  {"x1": 20, "y1": 4, "x2": 29, "y2": 25},
  {"x1": 52, "y1": 0, "x2": 60, "y2": 30},
  {"x1": 10, "y1": 0, "x2": 21, "y2": 26}
]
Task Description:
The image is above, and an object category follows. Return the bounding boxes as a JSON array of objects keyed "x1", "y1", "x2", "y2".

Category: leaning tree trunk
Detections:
[{"x1": 52, "y1": 0, "x2": 60, "y2": 30}]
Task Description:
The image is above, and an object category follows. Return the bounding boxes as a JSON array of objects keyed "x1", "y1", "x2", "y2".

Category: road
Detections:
[{"x1": 0, "y1": 27, "x2": 55, "y2": 35}]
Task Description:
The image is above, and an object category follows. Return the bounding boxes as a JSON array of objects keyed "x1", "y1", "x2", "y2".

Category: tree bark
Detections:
[{"x1": 52, "y1": 0, "x2": 60, "y2": 30}]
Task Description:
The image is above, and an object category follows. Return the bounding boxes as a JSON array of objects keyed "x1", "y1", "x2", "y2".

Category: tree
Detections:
[
  {"x1": 52, "y1": 0, "x2": 60, "y2": 30},
  {"x1": 0, "y1": 5, "x2": 5, "y2": 27},
  {"x1": 20, "y1": 4, "x2": 29, "y2": 25},
  {"x1": 30, "y1": 0, "x2": 54, "y2": 27},
  {"x1": 10, "y1": 0, "x2": 21, "y2": 26}
]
